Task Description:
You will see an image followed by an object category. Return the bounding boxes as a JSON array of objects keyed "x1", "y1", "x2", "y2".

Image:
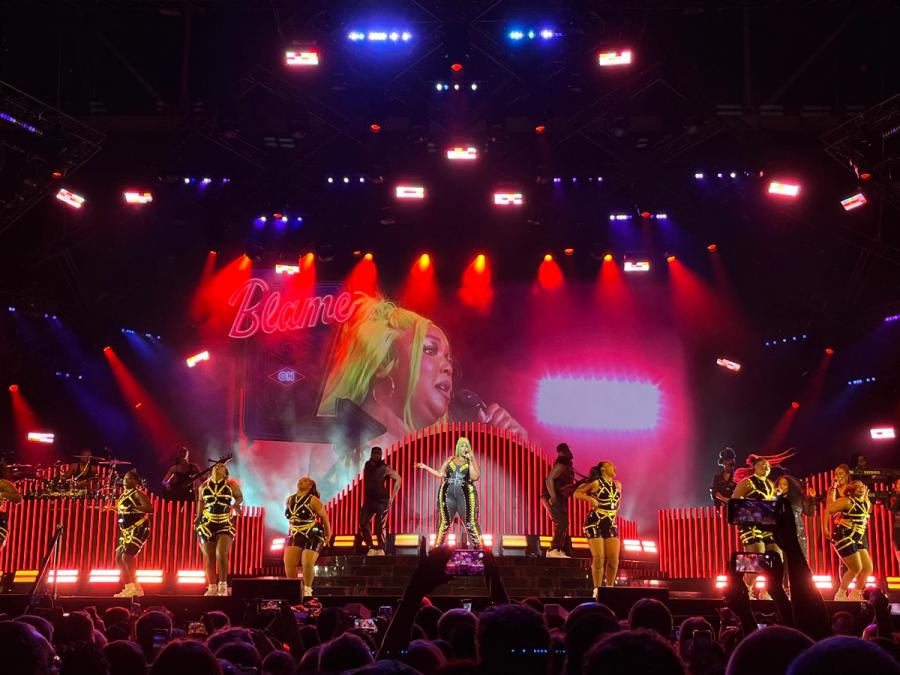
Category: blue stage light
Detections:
[{"x1": 347, "y1": 29, "x2": 412, "y2": 43}]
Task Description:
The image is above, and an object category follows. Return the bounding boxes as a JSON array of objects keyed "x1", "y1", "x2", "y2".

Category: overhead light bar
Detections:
[
  {"x1": 347, "y1": 30, "x2": 412, "y2": 43},
  {"x1": 123, "y1": 191, "x2": 153, "y2": 204},
  {"x1": 447, "y1": 146, "x2": 478, "y2": 160},
  {"x1": 840, "y1": 192, "x2": 867, "y2": 211},
  {"x1": 768, "y1": 181, "x2": 801, "y2": 197},
  {"x1": 27, "y1": 432, "x2": 55, "y2": 444},
  {"x1": 55, "y1": 188, "x2": 85, "y2": 209},
  {"x1": 0, "y1": 111, "x2": 43, "y2": 135},
  {"x1": 395, "y1": 185, "x2": 425, "y2": 200},
  {"x1": 285, "y1": 49, "x2": 319, "y2": 66},
  {"x1": 884, "y1": 313, "x2": 900, "y2": 323},
  {"x1": 508, "y1": 28, "x2": 560, "y2": 41},
  {"x1": 275, "y1": 264, "x2": 300, "y2": 275},
  {"x1": 716, "y1": 357, "x2": 742, "y2": 372},
  {"x1": 870, "y1": 427, "x2": 895, "y2": 440},
  {"x1": 623, "y1": 260, "x2": 650, "y2": 273},
  {"x1": 185, "y1": 350, "x2": 210, "y2": 368},
  {"x1": 493, "y1": 192, "x2": 523, "y2": 206},
  {"x1": 598, "y1": 49, "x2": 633, "y2": 66},
  {"x1": 609, "y1": 213, "x2": 632, "y2": 221}
]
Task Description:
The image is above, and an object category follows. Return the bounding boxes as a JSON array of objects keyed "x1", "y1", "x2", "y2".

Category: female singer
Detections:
[
  {"x1": 196, "y1": 463, "x2": 243, "y2": 597},
  {"x1": 113, "y1": 470, "x2": 153, "y2": 598},
  {"x1": 824, "y1": 479, "x2": 872, "y2": 601},
  {"x1": 575, "y1": 461, "x2": 621, "y2": 589},
  {"x1": 416, "y1": 436, "x2": 483, "y2": 548},
  {"x1": 0, "y1": 464, "x2": 23, "y2": 549},
  {"x1": 284, "y1": 476, "x2": 332, "y2": 599},
  {"x1": 731, "y1": 455, "x2": 781, "y2": 596}
]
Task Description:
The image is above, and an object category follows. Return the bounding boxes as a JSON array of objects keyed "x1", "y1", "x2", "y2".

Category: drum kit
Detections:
[{"x1": 6, "y1": 454, "x2": 134, "y2": 501}]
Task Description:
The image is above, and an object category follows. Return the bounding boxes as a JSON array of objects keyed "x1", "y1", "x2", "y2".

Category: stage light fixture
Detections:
[
  {"x1": 535, "y1": 124, "x2": 546, "y2": 134},
  {"x1": 603, "y1": 253, "x2": 613, "y2": 262},
  {"x1": 123, "y1": 191, "x2": 153, "y2": 204},
  {"x1": 870, "y1": 427, "x2": 895, "y2": 439},
  {"x1": 884, "y1": 313, "x2": 900, "y2": 323},
  {"x1": 563, "y1": 247, "x2": 575, "y2": 256},
  {"x1": 707, "y1": 244, "x2": 718, "y2": 252},
  {"x1": 89, "y1": 569, "x2": 121, "y2": 584},
  {"x1": 730, "y1": 172, "x2": 737, "y2": 178},
  {"x1": 347, "y1": 30, "x2": 412, "y2": 43},
  {"x1": 624, "y1": 260, "x2": 650, "y2": 272},
  {"x1": 493, "y1": 191, "x2": 523, "y2": 206},
  {"x1": 369, "y1": 123, "x2": 381, "y2": 133},
  {"x1": 847, "y1": 377, "x2": 876, "y2": 386},
  {"x1": 27, "y1": 432, "x2": 55, "y2": 444},
  {"x1": 791, "y1": 401, "x2": 800, "y2": 410},
  {"x1": 275, "y1": 263, "x2": 300, "y2": 275},
  {"x1": 716, "y1": 357, "x2": 742, "y2": 372},
  {"x1": 185, "y1": 350, "x2": 210, "y2": 368},
  {"x1": 666, "y1": 255, "x2": 676, "y2": 263},
  {"x1": 474, "y1": 253, "x2": 486, "y2": 273},
  {"x1": 451, "y1": 62, "x2": 463, "y2": 72},
  {"x1": 470, "y1": 83, "x2": 478, "y2": 91},
  {"x1": 543, "y1": 253, "x2": 553, "y2": 262},
  {"x1": 824, "y1": 347, "x2": 834, "y2": 355},
  {"x1": 840, "y1": 192, "x2": 867, "y2": 211},
  {"x1": 508, "y1": 28, "x2": 560, "y2": 41},
  {"x1": 1, "y1": 110, "x2": 42, "y2": 135},
  {"x1": 8, "y1": 384, "x2": 18, "y2": 392},
  {"x1": 136, "y1": 570, "x2": 163, "y2": 584},
  {"x1": 285, "y1": 49, "x2": 319, "y2": 66},
  {"x1": 694, "y1": 172, "x2": 704, "y2": 179},
  {"x1": 598, "y1": 49, "x2": 632, "y2": 66},
  {"x1": 395, "y1": 185, "x2": 425, "y2": 199},
  {"x1": 176, "y1": 570, "x2": 207, "y2": 585},
  {"x1": 363, "y1": 252, "x2": 374, "y2": 261},
  {"x1": 417, "y1": 253, "x2": 431, "y2": 270},
  {"x1": 609, "y1": 213, "x2": 632, "y2": 221},
  {"x1": 768, "y1": 181, "x2": 801, "y2": 197},
  {"x1": 55, "y1": 188, "x2": 85, "y2": 209},
  {"x1": 447, "y1": 145, "x2": 478, "y2": 160}
]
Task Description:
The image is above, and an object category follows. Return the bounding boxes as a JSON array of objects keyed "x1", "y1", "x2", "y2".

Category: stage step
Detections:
[{"x1": 311, "y1": 555, "x2": 594, "y2": 597}]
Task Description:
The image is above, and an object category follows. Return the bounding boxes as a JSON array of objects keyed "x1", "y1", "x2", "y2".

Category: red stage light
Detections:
[
  {"x1": 840, "y1": 192, "x2": 867, "y2": 211},
  {"x1": 185, "y1": 350, "x2": 210, "y2": 368},
  {"x1": 538, "y1": 256, "x2": 563, "y2": 289},
  {"x1": 598, "y1": 49, "x2": 632, "y2": 66},
  {"x1": 535, "y1": 124, "x2": 546, "y2": 134},
  {"x1": 544, "y1": 253, "x2": 553, "y2": 262},
  {"x1": 364, "y1": 252, "x2": 374, "y2": 261},
  {"x1": 791, "y1": 401, "x2": 800, "y2": 410},
  {"x1": 450, "y1": 63, "x2": 463, "y2": 72},
  {"x1": 474, "y1": 254, "x2": 486, "y2": 273},
  {"x1": 707, "y1": 244, "x2": 718, "y2": 252},
  {"x1": 285, "y1": 49, "x2": 319, "y2": 66},
  {"x1": 666, "y1": 255, "x2": 676, "y2": 263},
  {"x1": 102, "y1": 346, "x2": 112, "y2": 353},
  {"x1": 824, "y1": 347, "x2": 834, "y2": 355},
  {"x1": 51, "y1": 171, "x2": 62, "y2": 178},
  {"x1": 352, "y1": 250, "x2": 362, "y2": 257},
  {"x1": 563, "y1": 247, "x2": 575, "y2": 256},
  {"x1": 8, "y1": 384, "x2": 18, "y2": 392},
  {"x1": 641, "y1": 211, "x2": 651, "y2": 219},
  {"x1": 859, "y1": 172, "x2": 871, "y2": 181},
  {"x1": 768, "y1": 181, "x2": 801, "y2": 197},
  {"x1": 369, "y1": 123, "x2": 382, "y2": 133},
  {"x1": 603, "y1": 253, "x2": 613, "y2": 262},
  {"x1": 417, "y1": 253, "x2": 431, "y2": 270}
]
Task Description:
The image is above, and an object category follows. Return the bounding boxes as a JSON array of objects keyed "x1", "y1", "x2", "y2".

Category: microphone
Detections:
[{"x1": 455, "y1": 388, "x2": 487, "y2": 413}]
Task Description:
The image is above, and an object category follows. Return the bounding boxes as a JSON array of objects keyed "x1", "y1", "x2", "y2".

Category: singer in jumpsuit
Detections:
[{"x1": 416, "y1": 436, "x2": 483, "y2": 548}]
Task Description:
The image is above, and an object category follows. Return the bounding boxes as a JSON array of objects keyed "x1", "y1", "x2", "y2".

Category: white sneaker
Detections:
[
  {"x1": 375, "y1": 549, "x2": 386, "y2": 556},
  {"x1": 557, "y1": 551, "x2": 571, "y2": 559},
  {"x1": 303, "y1": 586, "x2": 314, "y2": 598},
  {"x1": 833, "y1": 588, "x2": 849, "y2": 601},
  {"x1": 848, "y1": 589, "x2": 863, "y2": 601},
  {"x1": 217, "y1": 582, "x2": 229, "y2": 596},
  {"x1": 114, "y1": 585, "x2": 135, "y2": 598},
  {"x1": 546, "y1": 549, "x2": 561, "y2": 558},
  {"x1": 204, "y1": 584, "x2": 218, "y2": 597},
  {"x1": 366, "y1": 548, "x2": 378, "y2": 557},
  {"x1": 131, "y1": 584, "x2": 145, "y2": 597}
]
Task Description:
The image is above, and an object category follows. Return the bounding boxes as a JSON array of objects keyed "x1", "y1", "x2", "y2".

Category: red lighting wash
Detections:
[
  {"x1": 285, "y1": 49, "x2": 319, "y2": 66},
  {"x1": 537, "y1": 255, "x2": 563, "y2": 290},
  {"x1": 493, "y1": 191, "x2": 523, "y2": 206},
  {"x1": 598, "y1": 49, "x2": 632, "y2": 66},
  {"x1": 460, "y1": 254, "x2": 493, "y2": 310},
  {"x1": 840, "y1": 192, "x2": 867, "y2": 211},
  {"x1": 768, "y1": 181, "x2": 801, "y2": 197}
]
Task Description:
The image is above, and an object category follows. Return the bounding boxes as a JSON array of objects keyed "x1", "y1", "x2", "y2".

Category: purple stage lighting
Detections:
[{"x1": 535, "y1": 374, "x2": 661, "y2": 431}]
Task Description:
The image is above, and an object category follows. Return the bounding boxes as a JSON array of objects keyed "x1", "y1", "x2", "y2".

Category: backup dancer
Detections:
[
  {"x1": 113, "y1": 469, "x2": 153, "y2": 598},
  {"x1": 196, "y1": 462, "x2": 243, "y2": 596},
  {"x1": 575, "y1": 461, "x2": 622, "y2": 588},
  {"x1": 284, "y1": 476, "x2": 332, "y2": 598}
]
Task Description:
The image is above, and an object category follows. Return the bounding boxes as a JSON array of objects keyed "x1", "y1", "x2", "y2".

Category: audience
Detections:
[
  {"x1": 104, "y1": 640, "x2": 147, "y2": 675},
  {"x1": 583, "y1": 629, "x2": 686, "y2": 675},
  {"x1": 628, "y1": 598, "x2": 674, "y2": 639},
  {"x1": 476, "y1": 604, "x2": 550, "y2": 675},
  {"x1": 726, "y1": 626, "x2": 813, "y2": 675},
  {"x1": 319, "y1": 632, "x2": 375, "y2": 672}
]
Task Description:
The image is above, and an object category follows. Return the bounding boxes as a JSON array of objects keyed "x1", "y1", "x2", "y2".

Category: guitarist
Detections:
[
  {"x1": 542, "y1": 443, "x2": 576, "y2": 558},
  {"x1": 162, "y1": 446, "x2": 201, "y2": 501}
]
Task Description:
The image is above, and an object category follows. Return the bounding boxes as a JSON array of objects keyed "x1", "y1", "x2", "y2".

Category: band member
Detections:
[
  {"x1": 731, "y1": 455, "x2": 782, "y2": 596},
  {"x1": 162, "y1": 446, "x2": 201, "y2": 501},
  {"x1": 542, "y1": 443, "x2": 576, "y2": 558},
  {"x1": 284, "y1": 477, "x2": 332, "y2": 598},
  {"x1": 196, "y1": 463, "x2": 243, "y2": 597},
  {"x1": 416, "y1": 436, "x2": 483, "y2": 549},
  {"x1": 849, "y1": 453, "x2": 875, "y2": 491},
  {"x1": 824, "y1": 480, "x2": 872, "y2": 601},
  {"x1": 775, "y1": 475, "x2": 816, "y2": 562},
  {"x1": 64, "y1": 449, "x2": 99, "y2": 487},
  {"x1": 709, "y1": 447, "x2": 737, "y2": 507},
  {"x1": 0, "y1": 464, "x2": 24, "y2": 549},
  {"x1": 358, "y1": 447, "x2": 401, "y2": 556},
  {"x1": 890, "y1": 478, "x2": 900, "y2": 568},
  {"x1": 575, "y1": 461, "x2": 621, "y2": 588},
  {"x1": 113, "y1": 470, "x2": 153, "y2": 598}
]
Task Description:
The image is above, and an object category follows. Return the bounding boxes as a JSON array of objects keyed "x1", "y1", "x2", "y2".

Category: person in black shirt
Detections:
[
  {"x1": 358, "y1": 447, "x2": 401, "y2": 556},
  {"x1": 709, "y1": 447, "x2": 737, "y2": 508},
  {"x1": 542, "y1": 443, "x2": 576, "y2": 558},
  {"x1": 162, "y1": 446, "x2": 202, "y2": 501}
]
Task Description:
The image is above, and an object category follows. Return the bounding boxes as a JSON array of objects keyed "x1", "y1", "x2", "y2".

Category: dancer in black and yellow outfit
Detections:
[
  {"x1": 0, "y1": 464, "x2": 24, "y2": 550},
  {"x1": 825, "y1": 479, "x2": 872, "y2": 601},
  {"x1": 731, "y1": 455, "x2": 782, "y2": 597},
  {"x1": 196, "y1": 463, "x2": 243, "y2": 596},
  {"x1": 416, "y1": 436, "x2": 482, "y2": 548},
  {"x1": 113, "y1": 469, "x2": 153, "y2": 598},
  {"x1": 284, "y1": 476, "x2": 332, "y2": 598},
  {"x1": 575, "y1": 461, "x2": 621, "y2": 588}
]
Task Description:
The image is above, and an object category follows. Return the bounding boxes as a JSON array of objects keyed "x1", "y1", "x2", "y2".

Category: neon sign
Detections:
[{"x1": 228, "y1": 278, "x2": 354, "y2": 339}]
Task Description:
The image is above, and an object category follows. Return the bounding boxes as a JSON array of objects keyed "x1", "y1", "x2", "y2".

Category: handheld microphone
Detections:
[{"x1": 455, "y1": 388, "x2": 487, "y2": 412}]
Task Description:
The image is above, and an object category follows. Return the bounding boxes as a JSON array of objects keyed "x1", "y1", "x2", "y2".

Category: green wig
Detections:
[
  {"x1": 318, "y1": 294, "x2": 435, "y2": 429},
  {"x1": 455, "y1": 437, "x2": 471, "y2": 457}
]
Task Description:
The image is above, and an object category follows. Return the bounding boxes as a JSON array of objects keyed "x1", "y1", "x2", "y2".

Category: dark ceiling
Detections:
[{"x1": 1, "y1": 0, "x2": 899, "y2": 356}]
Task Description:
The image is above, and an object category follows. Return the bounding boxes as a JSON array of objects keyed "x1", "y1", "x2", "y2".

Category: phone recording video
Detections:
[
  {"x1": 731, "y1": 551, "x2": 777, "y2": 574},
  {"x1": 727, "y1": 498, "x2": 778, "y2": 527},
  {"x1": 257, "y1": 599, "x2": 283, "y2": 612},
  {"x1": 378, "y1": 605, "x2": 392, "y2": 619},
  {"x1": 461, "y1": 599, "x2": 472, "y2": 612},
  {"x1": 151, "y1": 628, "x2": 169, "y2": 653},
  {"x1": 445, "y1": 549, "x2": 485, "y2": 576},
  {"x1": 354, "y1": 617, "x2": 378, "y2": 632}
]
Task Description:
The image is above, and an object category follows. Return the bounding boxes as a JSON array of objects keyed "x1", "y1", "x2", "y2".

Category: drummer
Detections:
[{"x1": 63, "y1": 449, "x2": 100, "y2": 489}]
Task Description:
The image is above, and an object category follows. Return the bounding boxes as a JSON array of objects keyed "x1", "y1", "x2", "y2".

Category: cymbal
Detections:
[
  {"x1": 99, "y1": 459, "x2": 132, "y2": 466},
  {"x1": 6, "y1": 463, "x2": 34, "y2": 469},
  {"x1": 71, "y1": 454, "x2": 105, "y2": 460}
]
